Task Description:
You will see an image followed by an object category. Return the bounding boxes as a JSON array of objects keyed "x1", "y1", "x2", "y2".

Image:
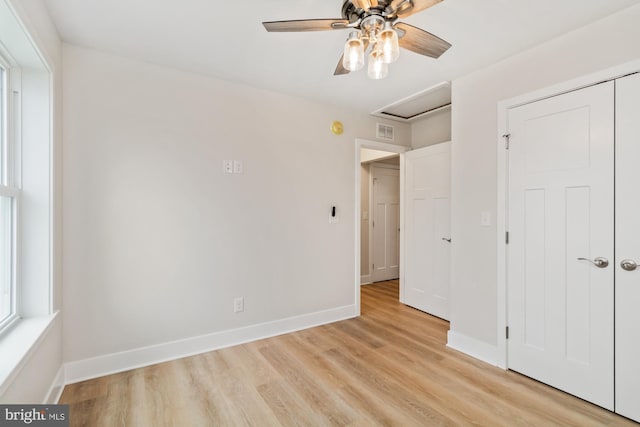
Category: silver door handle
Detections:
[
  {"x1": 442, "y1": 238, "x2": 451, "y2": 243},
  {"x1": 577, "y1": 257, "x2": 609, "y2": 268},
  {"x1": 621, "y1": 259, "x2": 638, "y2": 271}
]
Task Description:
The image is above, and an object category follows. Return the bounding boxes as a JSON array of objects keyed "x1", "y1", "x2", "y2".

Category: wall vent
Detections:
[{"x1": 377, "y1": 123, "x2": 394, "y2": 140}]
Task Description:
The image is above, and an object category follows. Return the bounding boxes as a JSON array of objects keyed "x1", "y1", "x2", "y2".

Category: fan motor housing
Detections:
[{"x1": 342, "y1": 0, "x2": 390, "y2": 23}]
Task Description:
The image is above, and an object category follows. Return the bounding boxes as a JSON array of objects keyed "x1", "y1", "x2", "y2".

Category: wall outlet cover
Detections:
[{"x1": 233, "y1": 297, "x2": 244, "y2": 313}]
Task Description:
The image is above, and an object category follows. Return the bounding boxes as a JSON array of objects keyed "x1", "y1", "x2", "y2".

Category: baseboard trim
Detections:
[
  {"x1": 64, "y1": 304, "x2": 357, "y2": 385},
  {"x1": 446, "y1": 330, "x2": 499, "y2": 367},
  {"x1": 44, "y1": 366, "x2": 65, "y2": 404},
  {"x1": 360, "y1": 275, "x2": 372, "y2": 285}
]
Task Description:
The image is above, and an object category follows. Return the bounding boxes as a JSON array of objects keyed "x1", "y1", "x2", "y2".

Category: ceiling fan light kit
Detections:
[
  {"x1": 263, "y1": 0, "x2": 451, "y2": 80},
  {"x1": 344, "y1": 31, "x2": 365, "y2": 71},
  {"x1": 368, "y1": 48, "x2": 389, "y2": 79},
  {"x1": 379, "y1": 21, "x2": 400, "y2": 64}
]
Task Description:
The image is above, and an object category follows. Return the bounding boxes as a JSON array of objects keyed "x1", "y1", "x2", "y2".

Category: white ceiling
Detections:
[{"x1": 44, "y1": 0, "x2": 640, "y2": 114}]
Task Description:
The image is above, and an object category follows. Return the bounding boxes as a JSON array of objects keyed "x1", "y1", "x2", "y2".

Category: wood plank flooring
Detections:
[{"x1": 60, "y1": 280, "x2": 637, "y2": 426}]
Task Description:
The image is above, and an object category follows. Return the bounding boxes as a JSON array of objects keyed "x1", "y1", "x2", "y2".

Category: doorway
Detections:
[{"x1": 354, "y1": 139, "x2": 408, "y2": 315}]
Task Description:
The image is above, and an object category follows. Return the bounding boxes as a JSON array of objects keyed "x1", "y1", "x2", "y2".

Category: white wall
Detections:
[
  {"x1": 450, "y1": 4, "x2": 640, "y2": 351},
  {"x1": 411, "y1": 108, "x2": 452, "y2": 149},
  {"x1": 62, "y1": 44, "x2": 410, "y2": 371},
  {"x1": 0, "y1": 0, "x2": 63, "y2": 403}
]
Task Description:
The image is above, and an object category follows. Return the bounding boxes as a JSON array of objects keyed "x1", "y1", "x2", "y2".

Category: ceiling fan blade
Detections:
[
  {"x1": 395, "y1": 22, "x2": 451, "y2": 58},
  {"x1": 263, "y1": 19, "x2": 349, "y2": 32},
  {"x1": 389, "y1": 0, "x2": 442, "y2": 18},
  {"x1": 334, "y1": 55, "x2": 351, "y2": 76}
]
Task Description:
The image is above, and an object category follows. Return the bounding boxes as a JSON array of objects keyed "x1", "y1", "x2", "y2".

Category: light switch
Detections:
[
  {"x1": 233, "y1": 160, "x2": 243, "y2": 174},
  {"x1": 223, "y1": 160, "x2": 233, "y2": 174},
  {"x1": 362, "y1": 211, "x2": 369, "y2": 221},
  {"x1": 481, "y1": 211, "x2": 492, "y2": 227}
]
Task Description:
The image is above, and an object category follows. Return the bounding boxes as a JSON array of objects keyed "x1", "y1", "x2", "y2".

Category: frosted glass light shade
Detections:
[
  {"x1": 342, "y1": 32, "x2": 364, "y2": 71},
  {"x1": 368, "y1": 48, "x2": 388, "y2": 79},
  {"x1": 379, "y1": 23, "x2": 399, "y2": 64}
]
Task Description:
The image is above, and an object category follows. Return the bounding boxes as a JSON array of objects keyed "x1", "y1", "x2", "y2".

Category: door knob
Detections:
[
  {"x1": 577, "y1": 257, "x2": 609, "y2": 268},
  {"x1": 620, "y1": 259, "x2": 638, "y2": 271}
]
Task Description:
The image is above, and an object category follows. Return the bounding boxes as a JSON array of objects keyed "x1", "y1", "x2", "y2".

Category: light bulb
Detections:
[
  {"x1": 368, "y1": 47, "x2": 389, "y2": 80},
  {"x1": 378, "y1": 22, "x2": 399, "y2": 64},
  {"x1": 342, "y1": 31, "x2": 364, "y2": 71}
]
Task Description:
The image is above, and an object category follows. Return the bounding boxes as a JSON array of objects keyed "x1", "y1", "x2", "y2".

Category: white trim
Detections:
[
  {"x1": 496, "y1": 59, "x2": 640, "y2": 371},
  {"x1": 0, "y1": 311, "x2": 58, "y2": 396},
  {"x1": 64, "y1": 304, "x2": 357, "y2": 385},
  {"x1": 4, "y1": 0, "x2": 55, "y2": 74},
  {"x1": 499, "y1": 60, "x2": 640, "y2": 112},
  {"x1": 399, "y1": 153, "x2": 406, "y2": 302},
  {"x1": 354, "y1": 139, "x2": 409, "y2": 316},
  {"x1": 496, "y1": 104, "x2": 509, "y2": 370},
  {"x1": 44, "y1": 365, "x2": 64, "y2": 404},
  {"x1": 368, "y1": 163, "x2": 373, "y2": 278},
  {"x1": 447, "y1": 330, "x2": 499, "y2": 367},
  {"x1": 371, "y1": 81, "x2": 451, "y2": 123},
  {"x1": 360, "y1": 274, "x2": 372, "y2": 285}
]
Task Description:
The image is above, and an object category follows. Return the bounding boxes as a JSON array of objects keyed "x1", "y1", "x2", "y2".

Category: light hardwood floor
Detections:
[{"x1": 60, "y1": 280, "x2": 637, "y2": 426}]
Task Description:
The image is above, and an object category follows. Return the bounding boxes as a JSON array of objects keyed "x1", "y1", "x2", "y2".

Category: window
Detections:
[{"x1": 0, "y1": 52, "x2": 19, "y2": 331}]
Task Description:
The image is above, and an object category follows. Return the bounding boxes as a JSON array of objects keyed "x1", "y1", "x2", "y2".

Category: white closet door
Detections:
[
  {"x1": 507, "y1": 82, "x2": 615, "y2": 409},
  {"x1": 615, "y1": 72, "x2": 640, "y2": 422},
  {"x1": 403, "y1": 142, "x2": 451, "y2": 320}
]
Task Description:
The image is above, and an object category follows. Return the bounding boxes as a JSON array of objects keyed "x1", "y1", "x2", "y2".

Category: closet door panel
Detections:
[{"x1": 615, "y1": 72, "x2": 640, "y2": 423}]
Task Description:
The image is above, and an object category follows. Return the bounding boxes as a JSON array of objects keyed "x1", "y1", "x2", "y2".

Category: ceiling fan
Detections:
[{"x1": 263, "y1": 0, "x2": 451, "y2": 79}]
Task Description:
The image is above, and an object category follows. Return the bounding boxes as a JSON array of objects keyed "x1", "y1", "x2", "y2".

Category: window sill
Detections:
[{"x1": 0, "y1": 311, "x2": 59, "y2": 397}]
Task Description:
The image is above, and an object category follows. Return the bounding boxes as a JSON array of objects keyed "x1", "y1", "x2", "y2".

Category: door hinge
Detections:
[
  {"x1": 505, "y1": 231, "x2": 510, "y2": 244},
  {"x1": 506, "y1": 326, "x2": 510, "y2": 339},
  {"x1": 503, "y1": 133, "x2": 511, "y2": 150}
]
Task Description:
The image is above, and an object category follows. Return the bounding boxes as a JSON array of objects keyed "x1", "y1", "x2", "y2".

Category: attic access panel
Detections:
[{"x1": 372, "y1": 81, "x2": 451, "y2": 123}]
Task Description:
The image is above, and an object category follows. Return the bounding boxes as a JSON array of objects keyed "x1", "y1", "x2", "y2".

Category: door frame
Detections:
[
  {"x1": 355, "y1": 139, "x2": 409, "y2": 316},
  {"x1": 496, "y1": 59, "x2": 640, "y2": 369},
  {"x1": 369, "y1": 163, "x2": 400, "y2": 284}
]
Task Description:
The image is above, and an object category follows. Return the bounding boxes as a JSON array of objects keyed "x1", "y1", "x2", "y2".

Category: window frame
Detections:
[{"x1": 0, "y1": 48, "x2": 21, "y2": 334}]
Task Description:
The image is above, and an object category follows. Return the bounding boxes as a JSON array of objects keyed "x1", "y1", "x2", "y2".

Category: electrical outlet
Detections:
[{"x1": 233, "y1": 297, "x2": 244, "y2": 313}]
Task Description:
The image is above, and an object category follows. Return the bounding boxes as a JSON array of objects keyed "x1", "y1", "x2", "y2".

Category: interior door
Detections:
[
  {"x1": 371, "y1": 165, "x2": 400, "y2": 282},
  {"x1": 507, "y1": 82, "x2": 615, "y2": 409},
  {"x1": 403, "y1": 142, "x2": 451, "y2": 320},
  {"x1": 615, "y1": 72, "x2": 640, "y2": 421}
]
